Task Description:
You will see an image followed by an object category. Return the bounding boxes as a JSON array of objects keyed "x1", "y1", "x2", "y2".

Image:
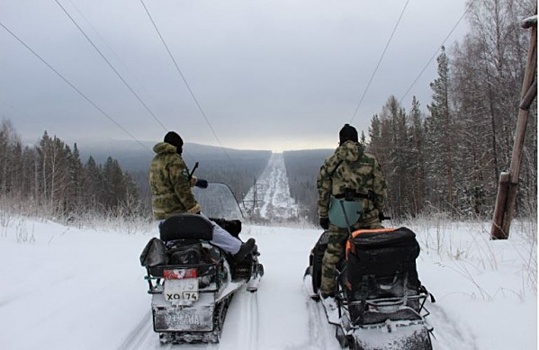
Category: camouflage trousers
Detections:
[{"x1": 320, "y1": 221, "x2": 382, "y2": 296}]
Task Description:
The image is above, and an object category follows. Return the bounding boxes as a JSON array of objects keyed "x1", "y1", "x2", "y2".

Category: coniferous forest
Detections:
[
  {"x1": 284, "y1": 0, "x2": 537, "y2": 223},
  {"x1": 0, "y1": 122, "x2": 271, "y2": 224},
  {"x1": 369, "y1": 0, "x2": 537, "y2": 220},
  {"x1": 0, "y1": 123, "x2": 142, "y2": 222}
]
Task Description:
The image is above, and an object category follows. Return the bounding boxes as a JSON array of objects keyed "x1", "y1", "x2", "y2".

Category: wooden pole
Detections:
[
  {"x1": 490, "y1": 15, "x2": 537, "y2": 239},
  {"x1": 491, "y1": 172, "x2": 511, "y2": 239}
]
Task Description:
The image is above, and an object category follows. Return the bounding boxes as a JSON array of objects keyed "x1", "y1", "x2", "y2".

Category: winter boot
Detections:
[
  {"x1": 234, "y1": 238, "x2": 256, "y2": 262},
  {"x1": 320, "y1": 293, "x2": 340, "y2": 324}
]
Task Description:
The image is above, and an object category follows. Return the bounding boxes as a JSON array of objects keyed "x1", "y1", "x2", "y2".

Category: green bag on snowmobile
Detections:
[{"x1": 328, "y1": 196, "x2": 362, "y2": 228}]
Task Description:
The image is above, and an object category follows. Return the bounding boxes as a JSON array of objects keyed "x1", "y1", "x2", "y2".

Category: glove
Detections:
[
  {"x1": 378, "y1": 212, "x2": 390, "y2": 221},
  {"x1": 319, "y1": 217, "x2": 329, "y2": 230},
  {"x1": 195, "y1": 179, "x2": 208, "y2": 188}
]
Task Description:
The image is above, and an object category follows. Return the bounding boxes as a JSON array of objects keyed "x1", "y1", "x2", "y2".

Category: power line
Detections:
[
  {"x1": 139, "y1": 0, "x2": 235, "y2": 163},
  {"x1": 399, "y1": 0, "x2": 477, "y2": 104},
  {"x1": 350, "y1": 0, "x2": 410, "y2": 124},
  {"x1": 65, "y1": 0, "x2": 149, "y2": 99},
  {"x1": 0, "y1": 21, "x2": 152, "y2": 154},
  {"x1": 53, "y1": 0, "x2": 168, "y2": 131}
]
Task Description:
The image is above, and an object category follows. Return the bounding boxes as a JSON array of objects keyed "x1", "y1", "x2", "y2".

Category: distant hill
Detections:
[
  {"x1": 78, "y1": 139, "x2": 272, "y2": 208},
  {"x1": 78, "y1": 140, "x2": 334, "y2": 221},
  {"x1": 283, "y1": 148, "x2": 334, "y2": 223},
  {"x1": 78, "y1": 139, "x2": 270, "y2": 173}
]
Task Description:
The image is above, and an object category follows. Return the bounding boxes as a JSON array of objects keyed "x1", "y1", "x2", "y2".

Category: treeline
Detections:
[
  {"x1": 284, "y1": 0, "x2": 537, "y2": 223},
  {"x1": 0, "y1": 122, "x2": 272, "y2": 223},
  {"x1": 370, "y1": 0, "x2": 536, "y2": 219},
  {"x1": 0, "y1": 120, "x2": 142, "y2": 222}
]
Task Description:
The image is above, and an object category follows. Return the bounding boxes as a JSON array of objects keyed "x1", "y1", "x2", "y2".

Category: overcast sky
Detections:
[{"x1": 1, "y1": 0, "x2": 470, "y2": 153}]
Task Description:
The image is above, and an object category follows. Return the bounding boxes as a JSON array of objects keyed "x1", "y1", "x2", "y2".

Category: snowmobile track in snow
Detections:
[
  {"x1": 233, "y1": 288, "x2": 260, "y2": 348},
  {"x1": 428, "y1": 303, "x2": 479, "y2": 350},
  {"x1": 119, "y1": 311, "x2": 158, "y2": 350},
  {"x1": 302, "y1": 275, "x2": 341, "y2": 349}
]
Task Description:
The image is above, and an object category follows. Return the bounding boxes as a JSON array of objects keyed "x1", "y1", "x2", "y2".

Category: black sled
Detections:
[
  {"x1": 304, "y1": 227, "x2": 435, "y2": 350},
  {"x1": 140, "y1": 183, "x2": 264, "y2": 344}
]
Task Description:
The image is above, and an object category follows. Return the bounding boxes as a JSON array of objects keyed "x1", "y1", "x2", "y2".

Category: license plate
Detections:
[
  {"x1": 164, "y1": 278, "x2": 199, "y2": 304},
  {"x1": 153, "y1": 305, "x2": 214, "y2": 331}
]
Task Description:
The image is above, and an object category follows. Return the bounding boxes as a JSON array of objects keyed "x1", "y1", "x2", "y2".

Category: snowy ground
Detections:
[
  {"x1": 0, "y1": 216, "x2": 536, "y2": 350},
  {"x1": 0, "y1": 154, "x2": 536, "y2": 349}
]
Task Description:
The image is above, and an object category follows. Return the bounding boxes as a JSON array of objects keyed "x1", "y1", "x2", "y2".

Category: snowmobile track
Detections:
[
  {"x1": 124, "y1": 287, "x2": 259, "y2": 349},
  {"x1": 120, "y1": 311, "x2": 220, "y2": 350}
]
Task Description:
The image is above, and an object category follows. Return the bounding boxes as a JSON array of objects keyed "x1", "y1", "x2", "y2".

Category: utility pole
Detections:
[
  {"x1": 491, "y1": 14, "x2": 537, "y2": 240},
  {"x1": 242, "y1": 177, "x2": 262, "y2": 215}
]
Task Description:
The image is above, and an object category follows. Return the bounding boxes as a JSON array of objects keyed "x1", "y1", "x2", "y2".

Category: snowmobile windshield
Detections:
[{"x1": 193, "y1": 183, "x2": 243, "y2": 220}]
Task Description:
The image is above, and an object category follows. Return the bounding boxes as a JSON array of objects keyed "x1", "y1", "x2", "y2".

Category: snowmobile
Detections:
[
  {"x1": 140, "y1": 183, "x2": 264, "y2": 344},
  {"x1": 304, "y1": 222, "x2": 435, "y2": 350}
]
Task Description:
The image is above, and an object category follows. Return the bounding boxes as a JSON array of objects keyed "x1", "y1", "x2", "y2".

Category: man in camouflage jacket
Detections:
[
  {"x1": 149, "y1": 131, "x2": 255, "y2": 262},
  {"x1": 317, "y1": 124, "x2": 387, "y2": 298},
  {"x1": 149, "y1": 140, "x2": 201, "y2": 219}
]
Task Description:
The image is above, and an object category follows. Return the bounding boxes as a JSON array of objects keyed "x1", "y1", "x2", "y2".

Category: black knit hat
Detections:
[
  {"x1": 164, "y1": 131, "x2": 183, "y2": 148},
  {"x1": 339, "y1": 124, "x2": 358, "y2": 144}
]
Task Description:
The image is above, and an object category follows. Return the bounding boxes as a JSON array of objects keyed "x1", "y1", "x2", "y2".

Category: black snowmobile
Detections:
[
  {"x1": 140, "y1": 183, "x2": 264, "y2": 344},
  {"x1": 304, "y1": 224, "x2": 435, "y2": 350}
]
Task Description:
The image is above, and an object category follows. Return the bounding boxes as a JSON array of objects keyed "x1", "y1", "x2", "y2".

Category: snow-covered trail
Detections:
[
  {"x1": 117, "y1": 225, "x2": 343, "y2": 350},
  {"x1": 0, "y1": 218, "x2": 345, "y2": 350},
  {"x1": 0, "y1": 217, "x2": 535, "y2": 349},
  {"x1": 241, "y1": 153, "x2": 299, "y2": 221}
]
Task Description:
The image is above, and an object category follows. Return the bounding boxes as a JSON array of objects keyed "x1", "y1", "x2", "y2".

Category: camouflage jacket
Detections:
[
  {"x1": 149, "y1": 142, "x2": 200, "y2": 220},
  {"x1": 317, "y1": 140, "x2": 387, "y2": 226}
]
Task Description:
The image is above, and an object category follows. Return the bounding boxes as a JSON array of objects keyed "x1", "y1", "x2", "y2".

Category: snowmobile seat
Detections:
[
  {"x1": 345, "y1": 227, "x2": 421, "y2": 299},
  {"x1": 159, "y1": 214, "x2": 213, "y2": 242}
]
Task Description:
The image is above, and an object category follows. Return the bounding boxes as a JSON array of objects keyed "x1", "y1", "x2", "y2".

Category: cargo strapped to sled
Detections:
[
  {"x1": 140, "y1": 237, "x2": 168, "y2": 268},
  {"x1": 345, "y1": 227, "x2": 420, "y2": 295},
  {"x1": 343, "y1": 227, "x2": 423, "y2": 325}
]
